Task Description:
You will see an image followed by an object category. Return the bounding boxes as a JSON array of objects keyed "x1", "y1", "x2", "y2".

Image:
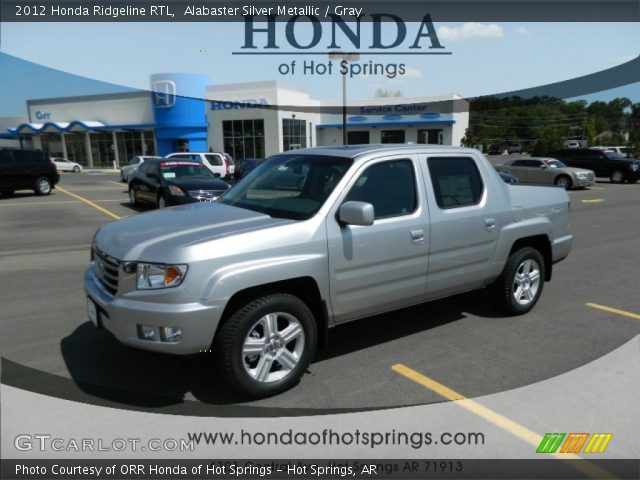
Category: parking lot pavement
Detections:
[{"x1": 1, "y1": 171, "x2": 639, "y2": 413}]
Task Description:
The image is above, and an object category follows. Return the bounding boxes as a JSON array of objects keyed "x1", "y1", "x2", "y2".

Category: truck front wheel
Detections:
[
  {"x1": 490, "y1": 247, "x2": 545, "y2": 315},
  {"x1": 213, "y1": 293, "x2": 318, "y2": 398}
]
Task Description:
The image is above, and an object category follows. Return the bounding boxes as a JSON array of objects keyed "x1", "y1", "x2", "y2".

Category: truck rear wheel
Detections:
[
  {"x1": 213, "y1": 293, "x2": 317, "y2": 398},
  {"x1": 490, "y1": 247, "x2": 545, "y2": 315}
]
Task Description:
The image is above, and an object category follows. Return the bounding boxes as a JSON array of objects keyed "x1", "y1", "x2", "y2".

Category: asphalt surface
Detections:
[{"x1": 1, "y1": 164, "x2": 639, "y2": 413}]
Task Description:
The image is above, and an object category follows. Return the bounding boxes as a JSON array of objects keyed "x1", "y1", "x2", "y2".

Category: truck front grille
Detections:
[
  {"x1": 188, "y1": 189, "x2": 225, "y2": 201},
  {"x1": 94, "y1": 248, "x2": 120, "y2": 295}
]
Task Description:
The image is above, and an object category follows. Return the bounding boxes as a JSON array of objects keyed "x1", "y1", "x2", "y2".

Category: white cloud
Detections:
[
  {"x1": 437, "y1": 23, "x2": 504, "y2": 42},
  {"x1": 401, "y1": 67, "x2": 423, "y2": 78},
  {"x1": 515, "y1": 26, "x2": 531, "y2": 36}
]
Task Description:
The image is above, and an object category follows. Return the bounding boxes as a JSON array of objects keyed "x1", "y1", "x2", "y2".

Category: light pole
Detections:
[{"x1": 329, "y1": 51, "x2": 360, "y2": 145}]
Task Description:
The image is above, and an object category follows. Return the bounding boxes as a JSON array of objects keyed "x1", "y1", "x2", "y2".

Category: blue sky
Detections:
[{"x1": 1, "y1": 21, "x2": 638, "y2": 117}]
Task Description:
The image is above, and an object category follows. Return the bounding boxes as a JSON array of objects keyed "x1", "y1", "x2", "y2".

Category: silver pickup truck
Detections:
[{"x1": 85, "y1": 145, "x2": 572, "y2": 397}]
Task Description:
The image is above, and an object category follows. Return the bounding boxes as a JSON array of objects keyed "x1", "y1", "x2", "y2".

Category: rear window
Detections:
[
  {"x1": 205, "y1": 154, "x2": 223, "y2": 166},
  {"x1": 161, "y1": 162, "x2": 215, "y2": 179}
]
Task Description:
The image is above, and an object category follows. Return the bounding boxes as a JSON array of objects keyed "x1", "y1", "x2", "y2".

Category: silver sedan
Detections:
[{"x1": 496, "y1": 157, "x2": 595, "y2": 189}]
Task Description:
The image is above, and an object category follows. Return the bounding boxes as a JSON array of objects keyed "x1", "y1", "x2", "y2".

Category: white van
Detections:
[{"x1": 165, "y1": 152, "x2": 235, "y2": 180}]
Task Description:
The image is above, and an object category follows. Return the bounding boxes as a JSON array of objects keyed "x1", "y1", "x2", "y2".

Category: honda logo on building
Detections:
[{"x1": 151, "y1": 80, "x2": 177, "y2": 108}]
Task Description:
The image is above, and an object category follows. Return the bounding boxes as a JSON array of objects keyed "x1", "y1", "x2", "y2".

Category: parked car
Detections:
[
  {"x1": 234, "y1": 157, "x2": 265, "y2": 179},
  {"x1": 86, "y1": 145, "x2": 572, "y2": 398},
  {"x1": 566, "y1": 140, "x2": 581, "y2": 149},
  {"x1": 121, "y1": 156, "x2": 162, "y2": 182},
  {"x1": 128, "y1": 158, "x2": 230, "y2": 209},
  {"x1": 496, "y1": 157, "x2": 595, "y2": 189},
  {"x1": 550, "y1": 148, "x2": 640, "y2": 183},
  {"x1": 488, "y1": 144, "x2": 503, "y2": 155},
  {"x1": 507, "y1": 143, "x2": 522, "y2": 154},
  {"x1": 53, "y1": 157, "x2": 82, "y2": 173},
  {"x1": 165, "y1": 152, "x2": 235, "y2": 180},
  {"x1": 0, "y1": 148, "x2": 60, "y2": 196},
  {"x1": 590, "y1": 146, "x2": 632, "y2": 158}
]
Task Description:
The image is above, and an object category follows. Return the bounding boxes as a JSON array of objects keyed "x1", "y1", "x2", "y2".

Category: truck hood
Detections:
[{"x1": 94, "y1": 202, "x2": 293, "y2": 261}]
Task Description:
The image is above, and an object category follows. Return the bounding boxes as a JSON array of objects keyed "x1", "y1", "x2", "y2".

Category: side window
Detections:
[
  {"x1": 344, "y1": 159, "x2": 417, "y2": 219},
  {"x1": 511, "y1": 160, "x2": 527, "y2": 167},
  {"x1": 427, "y1": 157, "x2": 484, "y2": 209},
  {"x1": 138, "y1": 161, "x2": 152, "y2": 175},
  {"x1": 13, "y1": 150, "x2": 30, "y2": 162},
  {"x1": 0, "y1": 151, "x2": 15, "y2": 165}
]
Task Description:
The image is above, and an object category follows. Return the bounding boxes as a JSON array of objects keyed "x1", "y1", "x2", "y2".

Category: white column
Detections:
[
  {"x1": 111, "y1": 131, "x2": 120, "y2": 168},
  {"x1": 140, "y1": 131, "x2": 145, "y2": 154},
  {"x1": 61, "y1": 133, "x2": 68, "y2": 159},
  {"x1": 85, "y1": 132, "x2": 93, "y2": 168},
  {"x1": 32, "y1": 135, "x2": 43, "y2": 150}
]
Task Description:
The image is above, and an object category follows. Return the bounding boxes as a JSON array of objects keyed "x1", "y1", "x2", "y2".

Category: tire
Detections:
[
  {"x1": 156, "y1": 193, "x2": 168, "y2": 209},
  {"x1": 610, "y1": 170, "x2": 624, "y2": 183},
  {"x1": 73, "y1": 166, "x2": 80, "y2": 173},
  {"x1": 490, "y1": 247, "x2": 545, "y2": 315},
  {"x1": 129, "y1": 187, "x2": 138, "y2": 206},
  {"x1": 213, "y1": 293, "x2": 318, "y2": 398},
  {"x1": 34, "y1": 177, "x2": 52, "y2": 195},
  {"x1": 554, "y1": 175, "x2": 572, "y2": 190}
]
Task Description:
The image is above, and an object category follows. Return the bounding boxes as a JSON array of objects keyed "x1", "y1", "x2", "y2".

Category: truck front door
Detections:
[{"x1": 326, "y1": 156, "x2": 429, "y2": 323}]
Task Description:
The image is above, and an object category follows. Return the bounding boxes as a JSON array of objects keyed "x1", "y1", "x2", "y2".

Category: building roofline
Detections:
[{"x1": 27, "y1": 90, "x2": 148, "y2": 107}]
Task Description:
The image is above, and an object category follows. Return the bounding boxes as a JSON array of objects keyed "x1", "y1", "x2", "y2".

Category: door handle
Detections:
[
  {"x1": 485, "y1": 218, "x2": 496, "y2": 232},
  {"x1": 410, "y1": 229, "x2": 424, "y2": 244}
]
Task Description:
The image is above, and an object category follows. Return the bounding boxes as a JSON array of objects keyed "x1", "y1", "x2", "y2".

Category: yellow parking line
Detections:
[
  {"x1": 56, "y1": 186, "x2": 121, "y2": 220},
  {"x1": 586, "y1": 303, "x2": 640, "y2": 320},
  {"x1": 391, "y1": 364, "x2": 614, "y2": 479},
  {"x1": 0, "y1": 199, "x2": 122, "y2": 207},
  {"x1": 581, "y1": 199, "x2": 604, "y2": 203}
]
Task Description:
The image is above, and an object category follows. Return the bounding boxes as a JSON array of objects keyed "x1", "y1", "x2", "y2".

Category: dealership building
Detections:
[{"x1": 2, "y1": 74, "x2": 469, "y2": 167}]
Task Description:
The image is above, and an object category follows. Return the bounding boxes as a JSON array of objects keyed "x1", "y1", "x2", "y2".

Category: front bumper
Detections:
[
  {"x1": 574, "y1": 176, "x2": 596, "y2": 188},
  {"x1": 84, "y1": 265, "x2": 223, "y2": 355}
]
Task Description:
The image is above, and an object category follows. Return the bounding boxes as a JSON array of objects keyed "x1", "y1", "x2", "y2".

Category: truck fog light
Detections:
[
  {"x1": 161, "y1": 327, "x2": 183, "y2": 342},
  {"x1": 137, "y1": 325, "x2": 157, "y2": 341}
]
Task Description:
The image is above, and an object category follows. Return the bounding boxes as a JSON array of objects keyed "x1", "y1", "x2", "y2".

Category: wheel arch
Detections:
[
  {"x1": 509, "y1": 235, "x2": 552, "y2": 281},
  {"x1": 218, "y1": 277, "x2": 329, "y2": 350}
]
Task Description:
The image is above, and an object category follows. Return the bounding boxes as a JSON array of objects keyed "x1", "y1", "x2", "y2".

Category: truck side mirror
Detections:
[{"x1": 338, "y1": 201, "x2": 375, "y2": 226}]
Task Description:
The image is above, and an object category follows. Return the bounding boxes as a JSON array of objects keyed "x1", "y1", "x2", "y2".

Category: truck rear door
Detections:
[{"x1": 420, "y1": 154, "x2": 502, "y2": 298}]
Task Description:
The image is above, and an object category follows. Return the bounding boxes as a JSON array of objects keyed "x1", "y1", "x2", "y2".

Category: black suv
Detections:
[
  {"x1": 550, "y1": 148, "x2": 640, "y2": 184},
  {"x1": 0, "y1": 148, "x2": 60, "y2": 196}
]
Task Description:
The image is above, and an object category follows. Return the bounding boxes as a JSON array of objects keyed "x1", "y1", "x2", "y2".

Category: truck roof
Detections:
[{"x1": 278, "y1": 144, "x2": 480, "y2": 161}]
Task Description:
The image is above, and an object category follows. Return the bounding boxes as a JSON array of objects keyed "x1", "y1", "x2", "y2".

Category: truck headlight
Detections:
[{"x1": 136, "y1": 263, "x2": 188, "y2": 289}]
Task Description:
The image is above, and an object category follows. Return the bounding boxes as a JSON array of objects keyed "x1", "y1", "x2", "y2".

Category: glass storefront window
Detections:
[
  {"x1": 282, "y1": 118, "x2": 307, "y2": 151},
  {"x1": 222, "y1": 119, "x2": 265, "y2": 160},
  {"x1": 381, "y1": 130, "x2": 405, "y2": 143}
]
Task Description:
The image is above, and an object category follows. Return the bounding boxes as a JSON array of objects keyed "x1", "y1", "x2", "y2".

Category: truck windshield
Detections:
[{"x1": 218, "y1": 154, "x2": 353, "y2": 220}]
